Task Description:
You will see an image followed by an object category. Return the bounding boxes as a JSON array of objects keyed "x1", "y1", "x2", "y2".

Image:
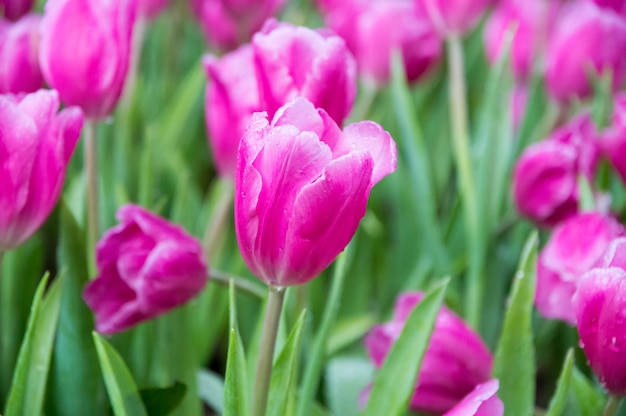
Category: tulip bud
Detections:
[
  {"x1": 191, "y1": 0, "x2": 286, "y2": 51},
  {"x1": 364, "y1": 292, "x2": 493, "y2": 414},
  {"x1": 235, "y1": 97, "x2": 396, "y2": 286},
  {"x1": 0, "y1": 89, "x2": 83, "y2": 252},
  {"x1": 574, "y1": 263, "x2": 626, "y2": 395},
  {"x1": 513, "y1": 114, "x2": 599, "y2": 227},
  {"x1": 546, "y1": 2, "x2": 626, "y2": 103},
  {"x1": 252, "y1": 19, "x2": 357, "y2": 125},
  {"x1": 0, "y1": 14, "x2": 43, "y2": 94},
  {"x1": 83, "y1": 204, "x2": 208, "y2": 334},
  {"x1": 0, "y1": 0, "x2": 34, "y2": 21},
  {"x1": 535, "y1": 212, "x2": 623, "y2": 324},
  {"x1": 323, "y1": 0, "x2": 441, "y2": 85},
  {"x1": 415, "y1": 0, "x2": 493, "y2": 36},
  {"x1": 443, "y1": 380, "x2": 504, "y2": 416},
  {"x1": 39, "y1": 0, "x2": 137, "y2": 120},
  {"x1": 203, "y1": 44, "x2": 260, "y2": 178}
]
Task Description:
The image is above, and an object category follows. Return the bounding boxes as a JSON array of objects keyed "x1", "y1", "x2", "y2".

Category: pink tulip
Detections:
[
  {"x1": 513, "y1": 114, "x2": 599, "y2": 227},
  {"x1": 0, "y1": 0, "x2": 34, "y2": 21},
  {"x1": 235, "y1": 97, "x2": 396, "y2": 286},
  {"x1": 546, "y1": 1, "x2": 626, "y2": 103},
  {"x1": 0, "y1": 14, "x2": 43, "y2": 94},
  {"x1": 443, "y1": 380, "x2": 504, "y2": 416},
  {"x1": 191, "y1": 0, "x2": 286, "y2": 51},
  {"x1": 39, "y1": 0, "x2": 137, "y2": 120},
  {"x1": 203, "y1": 44, "x2": 260, "y2": 178},
  {"x1": 574, "y1": 261, "x2": 626, "y2": 395},
  {"x1": 535, "y1": 212, "x2": 623, "y2": 324},
  {"x1": 0, "y1": 89, "x2": 83, "y2": 252},
  {"x1": 83, "y1": 204, "x2": 208, "y2": 334},
  {"x1": 364, "y1": 292, "x2": 493, "y2": 414},
  {"x1": 323, "y1": 0, "x2": 441, "y2": 85},
  {"x1": 599, "y1": 93, "x2": 626, "y2": 184},
  {"x1": 138, "y1": 0, "x2": 168, "y2": 19},
  {"x1": 584, "y1": 0, "x2": 626, "y2": 17},
  {"x1": 252, "y1": 19, "x2": 357, "y2": 125},
  {"x1": 415, "y1": 0, "x2": 494, "y2": 36}
]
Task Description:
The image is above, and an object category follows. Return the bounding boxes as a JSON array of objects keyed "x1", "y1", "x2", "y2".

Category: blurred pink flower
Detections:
[
  {"x1": 584, "y1": 0, "x2": 626, "y2": 17},
  {"x1": 252, "y1": 19, "x2": 357, "y2": 125},
  {"x1": 191, "y1": 0, "x2": 286, "y2": 51},
  {"x1": 364, "y1": 292, "x2": 493, "y2": 414},
  {"x1": 599, "y1": 93, "x2": 626, "y2": 183},
  {"x1": 536, "y1": 212, "x2": 623, "y2": 324},
  {"x1": 443, "y1": 379, "x2": 503, "y2": 416},
  {"x1": 203, "y1": 44, "x2": 260, "y2": 178},
  {"x1": 234, "y1": 97, "x2": 396, "y2": 286},
  {"x1": 138, "y1": 0, "x2": 168, "y2": 19},
  {"x1": 83, "y1": 204, "x2": 208, "y2": 334},
  {"x1": 39, "y1": 0, "x2": 137, "y2": 119},
  {"x1": 546, "y1": 1, "x2": 626, "y2": 103},
  {"x1": 323, "y1": 0, "x2": 441, "y2": 85},
  {"x1": 0, "y1": 0, "x2": 34, "y2": 21},
  {"x1": 0, "y1": 14, "x2": 43, "y2": 94},
  {"x1": 0, "y1": 89, "x2": 83, "y2": 252},
  {"x1": 415, "y1": 0, "x2": 494, "y2": 36}
]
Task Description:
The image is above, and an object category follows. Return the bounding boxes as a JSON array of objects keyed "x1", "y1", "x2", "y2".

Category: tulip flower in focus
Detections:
[
  {"x1": 513, "y1": 114, "x2": 599, "y2": 227},
  {"x1": 443, "y1": 380, "x2": 504, "y2": 416},
  {"x1": 414, "y1": 0, "x2": 493, "y2": 36},
  {"x1": 83, "y1": 204, "x2": 208, "y2": 335},
  {"x1": 535, "y1": 212, "x2": 623, "y2": 324},
  {"x1": 364, "y1": 292, "x2": 493, "y2": 414},
  {"x1": 0, "y1": 89, "x2": 83, "y2": 252},
  {"x1": 191, "y1": 0, "x2": 286, "y2": 51},
  {"x1": 0, "y1": 14, "x2": 43, "y2": 94},
  {"x1": 322, "y1": 0, "x2": 442, "y2": 85},
  {"x1": 39, "y1": 0, "x2": 137, "y2": 120},
  {"x1": 234, "y1": 97, "x2": 396, "y2": 287},
  {"x1": 0, "y1": 0, "x2": 34, "y2": 21},
  {"x1": 252, "y1": 19, "x2": 357, "y2": 125},
  {"x1": 203, "y1": 45, "x2": 260, "y2": 178},
  {"x1": 545, "y1": 1, "x2": 626, "y2": 103}
]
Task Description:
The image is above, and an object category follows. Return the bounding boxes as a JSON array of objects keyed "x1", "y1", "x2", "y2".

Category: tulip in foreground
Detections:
[
  {"x1": 235, "y1": 97, "x2": 396, "y2": 287},
  {"x1": 364, "y1": 292, "x2": 493, "y2": 414},
  {"x1": 0, "y1": 89, "x2": 82, "y2": 252},
  {"x1": 83, "y1": 204, "x2": 208, "y2": 334},
  {"x1": 0, "y1": 14, "x2": 43, "y2": 94}
]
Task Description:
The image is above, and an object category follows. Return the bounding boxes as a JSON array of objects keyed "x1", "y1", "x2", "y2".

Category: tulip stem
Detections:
[
  {"x1": 252, "y1": 285, "x2": 286, "y2": 416},
  {"x1": 203, "y1": 179, "x2": 234, "y2": 262},
  {"x1": 603, "y1": 395, "x2": 623, "y2": 416},
  {"x1": 446, "y1": 35, "x2": 483, "y2": 329},
  {"x1": 84, "y1": 119, "x2": 99, "y2": 275},
  {"x1": 209, "y1": 269, "x2": 266, "y2": 299}
]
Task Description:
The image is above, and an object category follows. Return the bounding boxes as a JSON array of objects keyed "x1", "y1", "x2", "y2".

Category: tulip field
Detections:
[{"x1": 2, "y1": 0, "x2": 626, "y2": 415}]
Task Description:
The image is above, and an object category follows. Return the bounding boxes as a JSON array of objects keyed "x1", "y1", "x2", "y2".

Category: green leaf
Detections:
[
  {"x1": 268, "y1": 309, "x2": 307, "y2": 416},
  {"x1": 93, "y1": 332, "x2": 148, "y2": 416},
  {"x1": 197, "y1": 369, "x2": 225, "y2": 414},
  {"x1": 5, "y1": 273, "x2": 63, "y2": 416},
  {"x1": 545, "y1": 349, "x2": 574, "y2": 416},
  {"x1": 565, "y1": 367, "x2": 606, "y2": 416},
  {"x1": 325, "y1": 356, "x2": 374, "y2": 416},
  {"x1": 363, "y1": 279, "x2": 449, "y2": 416},
  {"x1": 224, "y1": 282, "x2": 249, "y2": 416},
  {"x1": 140, "y1": 382, "x2": 187, "y2": 416},
  {"x1": 493, "y1": 231, "x2": 538, "y2": 416}
]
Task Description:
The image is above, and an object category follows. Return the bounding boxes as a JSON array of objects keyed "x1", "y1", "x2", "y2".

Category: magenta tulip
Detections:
[
  {"x1": 535, "y1": 212, "x2": 623, "y2": 324},
  {"x1": 323, "y1": 0, "x2": 441, "y2": 85},
  {"x1": 39, "y1": 0, "x2": 137, "y2": 120},
  {"x1": 83, "y1": 204, "x2": 208, "y2": 334},
  {"x1": 203, "y1": 44, "x2": 260, "y2": 178},
  {"x1": 0, "y1": 0, "x2": 34, "y2": 21},
  {"x1": 191, "y1": 0, "x2": 286, "y2": 51},
  {"x1": 546, "y1": 1, "x2": 626, "y2": 103},
  {"x1": 415, "y1": 0, "x2": 494, "y2": 36},
  {"x1": 235, "y1": 97, "x2": 396, "y2": 287},
  {"x1": 0, "y1": 14, "x2": 43, "y2": 94},
  {"x1": 443, "y1": 380, "x2": 503, "y2": 416},
  {"x1": 0, "y1": 89, "x2": 83, "y2": 252},
  {"x1": 599, "y1": 93, "x2": 626, "y2": 184},
  {"x1": 364, "y1": 292, "x2": 494, "y2": 414},
  {"x1": 252, "y1": 19, "x2": 357, "y2": 125},
  {"x1": 585, "y1": 0, "x2": 626, "y2": 17}
]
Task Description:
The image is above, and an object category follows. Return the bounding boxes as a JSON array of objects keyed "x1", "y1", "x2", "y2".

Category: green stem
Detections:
[
  {"x1": 252, "y1": 285, "x2": 286, "y2": 416},
  {"x1": 446, "y1": 35, "x2": 482, "y2": 329},
  {"x1": 209, "y1": 270, "x2": 266, "y2": 299},
  {"x1": 202, "y1": 179, "x2": 234, "y2": 262},
  {"x1": 84, "y1": 120, "x2": 99, "y2": 276},
  {"x1": 602, "y1": 395, "x2": 623, "y2": 416},
  {"x1": 349, "y1": 81, "x2": 378, "y2": 123},
  {"x1": 297, "y1": 250, "x2": 350, "y2": 416}
]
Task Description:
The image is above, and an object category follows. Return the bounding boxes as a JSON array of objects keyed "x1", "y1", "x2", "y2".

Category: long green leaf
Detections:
[
  {"x1": 493, "y1": 231, "x2": 538, "y2": 416},
  {"x1": 545, "y1": 349, "x2": 574, "y2": 416},
  {"x1": 363, "y1": 279, "x2": 449, "y2": 416},
  {"x1": 140, "y1": 382, "x2": 187, "y2": 416},
  {"x1": 93, "y1": 332, "x2": 148, "y2": 416},
  {"x1": 5, "y1": 273, "x2": 63, "y2": 416},
  {"x1": 224, "y1": 282, "x2": 249, "y2": 416}
]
